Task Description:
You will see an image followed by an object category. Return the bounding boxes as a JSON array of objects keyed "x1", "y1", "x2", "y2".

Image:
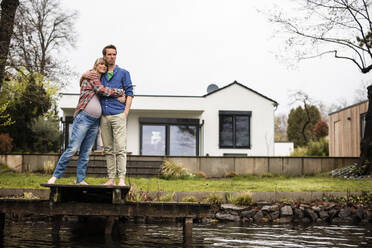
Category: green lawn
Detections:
[{"x1": 1, "y1": 164, "x2": 371, "y2": 192}]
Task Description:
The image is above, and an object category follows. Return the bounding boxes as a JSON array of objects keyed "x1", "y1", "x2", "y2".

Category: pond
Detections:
[{"x1": 1, "y1": 219, "x2": 372, "y2": 247}]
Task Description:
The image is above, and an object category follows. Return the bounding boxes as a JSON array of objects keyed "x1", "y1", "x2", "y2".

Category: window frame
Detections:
[
  {"x1": 139, "y1": 118, "x2": 200, "y2": 156},
  {"x1": 219, "y1": 110, "x2": 251, "y2": 149}
]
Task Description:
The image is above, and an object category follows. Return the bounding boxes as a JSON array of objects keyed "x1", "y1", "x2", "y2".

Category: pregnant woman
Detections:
[{"x1": 47, "y1": 58, "x2": 125, "y2": 185}]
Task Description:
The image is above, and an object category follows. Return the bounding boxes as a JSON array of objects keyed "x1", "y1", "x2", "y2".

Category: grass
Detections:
[{"x1": 1, "y1": 164, "x2": 372, "y2": 192}]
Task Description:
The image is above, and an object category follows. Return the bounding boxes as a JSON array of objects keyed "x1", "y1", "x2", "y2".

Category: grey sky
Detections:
[{"x1": 60, "y1": 0, "x2": 371, "y2": 114}]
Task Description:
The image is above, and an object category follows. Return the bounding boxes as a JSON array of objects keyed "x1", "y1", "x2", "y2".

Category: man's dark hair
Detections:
[{"x1": 102, "y1": 44, "x2": 117, "y2": 56}]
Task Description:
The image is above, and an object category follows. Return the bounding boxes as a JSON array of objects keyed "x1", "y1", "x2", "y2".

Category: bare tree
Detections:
[
  {"x1": 275, "y1": 113, "x2": 288, "y2": 141},
  {"x1": 0, "y1": 0, "x2": 19, "y2": 89},
  {"x1": 268, "y1": 0, "x2": 372, "y2": 174},
  {"x1": 269, "y1": 0, "x2": 372, "y2": 73},
  {"x1": 8, "y1": 0, "x2": 77, "y2": 83}
]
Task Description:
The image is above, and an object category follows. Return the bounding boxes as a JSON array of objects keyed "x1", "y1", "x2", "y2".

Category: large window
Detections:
[
  {"x1": 141, "y1": 125, "x2": 166, "y2": 155},
  {"x1": 140, "y1": 118, "x2": 199, "y2": 156},
  {"x1": 219, "y1": 111, "x2": 251, "y2": 148}
]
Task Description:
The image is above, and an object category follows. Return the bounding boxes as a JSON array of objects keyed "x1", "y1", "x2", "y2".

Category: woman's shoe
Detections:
[
  {"x1": 47, "y1": 176, "x2": 57, "y2": 184},
  {"x1": 76, "y1": 181, "x2": 88, "y2": 185}
]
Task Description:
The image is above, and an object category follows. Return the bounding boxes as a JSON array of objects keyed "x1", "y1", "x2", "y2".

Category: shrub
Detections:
[
  {"x1": 224, "y1": 171, "x2": 237, "y2": 178},
  {"x1": 290, "y1": 146, "x2": 308, "y2": 156},
  {"x1": 203, "y1": 193, "x2": 223, "y2": 205},
  {"x1": 181, "y1": 196, "x2": 197, "y2": 203},
  {"x1": 225, "y1": 193, "x2": 235, "y2": 204},
  {"x1": 126, "y1": 185, "x2": 152, "y2": 202},
  {"x1": 43, "y1": 160, "x2": 55, "y2": 174},
  {"x1": 233, "y1": 192, "x2": 252, "y2": 206},
  {"x1": 195, "y1": 171, "x2": 207, "y2": 178},
  {"x1": 307, "y1": 137, "x2": 329, "y2": 156},
  {"x1": 313, "y1": 120, "x2": 328, "y2": 138},
  {"x1": 290, "y1": 137, "x2": 329, "y2": 157},
  {"x1": 161, "y1": 160, "x2": 194, "y2": 179},
  {"x1": 158, "y1": 192, "x2": 175, "y2": 202},
  {"x1": 0, "y1": 133, "x2": 13, "y2": 153}
]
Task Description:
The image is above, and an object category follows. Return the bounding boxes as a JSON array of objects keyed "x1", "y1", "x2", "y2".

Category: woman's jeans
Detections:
[{"x1": 53, "y1": 111, "x2": 100, "y2": 183}]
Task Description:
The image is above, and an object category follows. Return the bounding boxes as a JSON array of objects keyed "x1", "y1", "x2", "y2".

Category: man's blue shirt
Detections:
[{"x1": 100, "y1": 65, "x2": 134, "y2": 115}]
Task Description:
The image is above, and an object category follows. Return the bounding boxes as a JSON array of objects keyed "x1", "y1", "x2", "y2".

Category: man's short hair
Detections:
[{"x1": 102, "y1": 44, "x2": 117, "y2": 56}]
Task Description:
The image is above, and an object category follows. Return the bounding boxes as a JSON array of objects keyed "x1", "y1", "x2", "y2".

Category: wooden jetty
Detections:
[{"x1": 0, "y1": 184, "x2": 216, "y2": 245}]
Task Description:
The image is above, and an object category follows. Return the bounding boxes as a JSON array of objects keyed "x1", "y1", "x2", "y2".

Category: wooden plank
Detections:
[
  {"x1": 41, "y1": 184, "x2": 130, "y2": 204},
  {"x1": 0, "y1": 200, "x2": 215, "y2": 218}
]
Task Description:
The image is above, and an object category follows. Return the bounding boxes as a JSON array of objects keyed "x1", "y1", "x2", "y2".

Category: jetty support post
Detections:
[
  {"x1": 51, "y1": 215, "x2": 63, "y2": 235},
  {"x1": 183, "y1": 217, "x2": 193, "y2": 246},
  {"x1": 105, "y1": 216, "x2": 117, "y2": 235},
  {"x1": 0, "y1": 212, "x2": 5, "y2": 236}
]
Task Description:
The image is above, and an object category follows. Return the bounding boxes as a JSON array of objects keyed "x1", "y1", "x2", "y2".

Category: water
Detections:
[{"x1": 1, "y1": 220, "x2": 372, "y2": 247}]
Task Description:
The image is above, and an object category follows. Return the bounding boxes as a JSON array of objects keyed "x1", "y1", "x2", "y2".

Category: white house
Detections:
[{"x1": 59, "y1": 81, "x2": 279, "y2": 156}]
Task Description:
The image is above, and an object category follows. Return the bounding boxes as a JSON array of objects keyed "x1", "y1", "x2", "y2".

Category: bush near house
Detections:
[
  {"x1": 291, "y1": 137, "x2": 329, "y2": 157},
  {"x1": 160, "y1": 160, "x2": 194, "y2": 179},
  {"x1": 0, "y1": 133, "x2": 13, "y2": 153}
]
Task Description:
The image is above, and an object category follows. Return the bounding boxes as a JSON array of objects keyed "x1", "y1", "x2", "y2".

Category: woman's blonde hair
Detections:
[
  {"x1": 79, "y1": 58, "x2": 108, "y2": 86},
  {"x1": 93, "y1": 57, "x2": 107, "y2": 70}
]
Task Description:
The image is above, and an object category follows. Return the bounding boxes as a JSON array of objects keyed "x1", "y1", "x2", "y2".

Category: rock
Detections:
[
  {"x1": 356, "y1": 207, "x2": 364, "y2": 220},
  {"x1": 256, "y1": 201, "x2": 272, "y2": 206},
  {"x1": 305, "y1": 209, "x2": 318, "y2": 222},
  {"x1": 339, "y1": 207, "x2": 352, "y2": 218},
  {"x1": 253, "y1": 211, "x2": 264, "y2": 223},
  {"x1": 241, "y1": 217, "x2": 252, "y2": 223},
  {"x1": 300, "y1": 204, "x2": 310, "y2": 210},
  {"x1": 311, "y1": 206, "x2": 321, "y2": 212},
  {"x1": 280, "y1": 205, "x2": 293, "y2": 216},
  {"x1": 332, "y1": 217, "x2": 353, "y2": 224},
  {"x1": 220, "y1": 204, "x2": 248, "y2": 211},
  {"x1": 261, "y1": 205, "x2": 279, "y2": 212},
  {"x1": 241, "y1": 210, "x2": 256, "y2": 218},
  {"x1": 301, "y1": 217, "x2": 312, "y2": 224},
  {"x1": 260, "y1": 217, "x2": 270, "y2": 223},
  {"x1": 328, "y1": 209, "x2": 339, "y2": 220},
  {"x1": 319, "y1": 211, "x2": 329, "y2": 221},
  {"x1": 215, "y1": 212, "x2": 240, "y2": 222},
  {"x1": 270, "y1": 211, "x2": 280, "y2": 220},
  {"x1": 229, "y1": 210, "x2": 240, "y2": 216},
  {"x1": 276, "y1": 217, "x2": 292, "y2": 224},
  {"x1": 325, "y1": 203, "x2": 337, "y2": 211},
  {"x1": 294, "y1": 208, "x2": 304, "y2": 219},
  {"x1": 367, "y1": 210, "x2": 372, "y2": 223}
]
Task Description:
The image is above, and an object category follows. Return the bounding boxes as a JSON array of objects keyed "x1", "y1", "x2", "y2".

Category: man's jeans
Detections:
[
  {"x1": 53, "y1": 111, "x2": 100, "y2": 183},
  {"x1": 100, "y1": 112, "x2": 127, "y2": 179}
]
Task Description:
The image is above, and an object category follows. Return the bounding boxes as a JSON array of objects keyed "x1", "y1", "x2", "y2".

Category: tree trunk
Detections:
[
  {"x1": 359, "y1": 85, "x2": 372, "y2": 175},
  {"x1": 0, "y1": 0, "x2": 20, "y2": 88}
]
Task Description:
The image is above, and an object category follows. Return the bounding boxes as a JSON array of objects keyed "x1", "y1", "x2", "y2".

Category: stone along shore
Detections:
[{"x1": 214, "y1": 202, "x2": 372, "y2": 224}]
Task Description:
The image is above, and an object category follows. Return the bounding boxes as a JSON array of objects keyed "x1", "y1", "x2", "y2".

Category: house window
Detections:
[
  {"x1": 141, "y1": 125, "x2": 166, "y2": 155},
  {"x1": 219, "y1": 111, "x2": 251, "y2": 148},
  {"x1": 140, "y1": 118, "x2": 199, "y2": 156},
  {"x1": 361, "y1": 112, "x2": 367, "y2": 139}
]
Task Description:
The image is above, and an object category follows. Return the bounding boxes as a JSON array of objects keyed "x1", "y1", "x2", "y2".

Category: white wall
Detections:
[
  {"x1": 201, "y1": 84, "x2": 275, "y2": 156},
  {"x1": 274, "y1": 142, "x2": 294, "y2": 156}
]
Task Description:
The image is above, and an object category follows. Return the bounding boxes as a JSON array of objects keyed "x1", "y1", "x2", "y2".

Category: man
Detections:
[{"x1": 99, "y1": 44, "x2": 133, "y2": 186}]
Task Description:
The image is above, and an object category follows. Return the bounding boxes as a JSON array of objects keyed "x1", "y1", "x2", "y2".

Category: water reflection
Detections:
[{"x1": 2, "y1": 220, "x2": 372, "y2": 248}]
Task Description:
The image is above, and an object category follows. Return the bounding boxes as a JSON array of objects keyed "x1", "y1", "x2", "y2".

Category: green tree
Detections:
[
  {"x1": 0, "y1": 70, "x2": 59, "y2": 152},
  {"x1": 287, "y1": 105, "x2": 321, "y2": 147}
]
